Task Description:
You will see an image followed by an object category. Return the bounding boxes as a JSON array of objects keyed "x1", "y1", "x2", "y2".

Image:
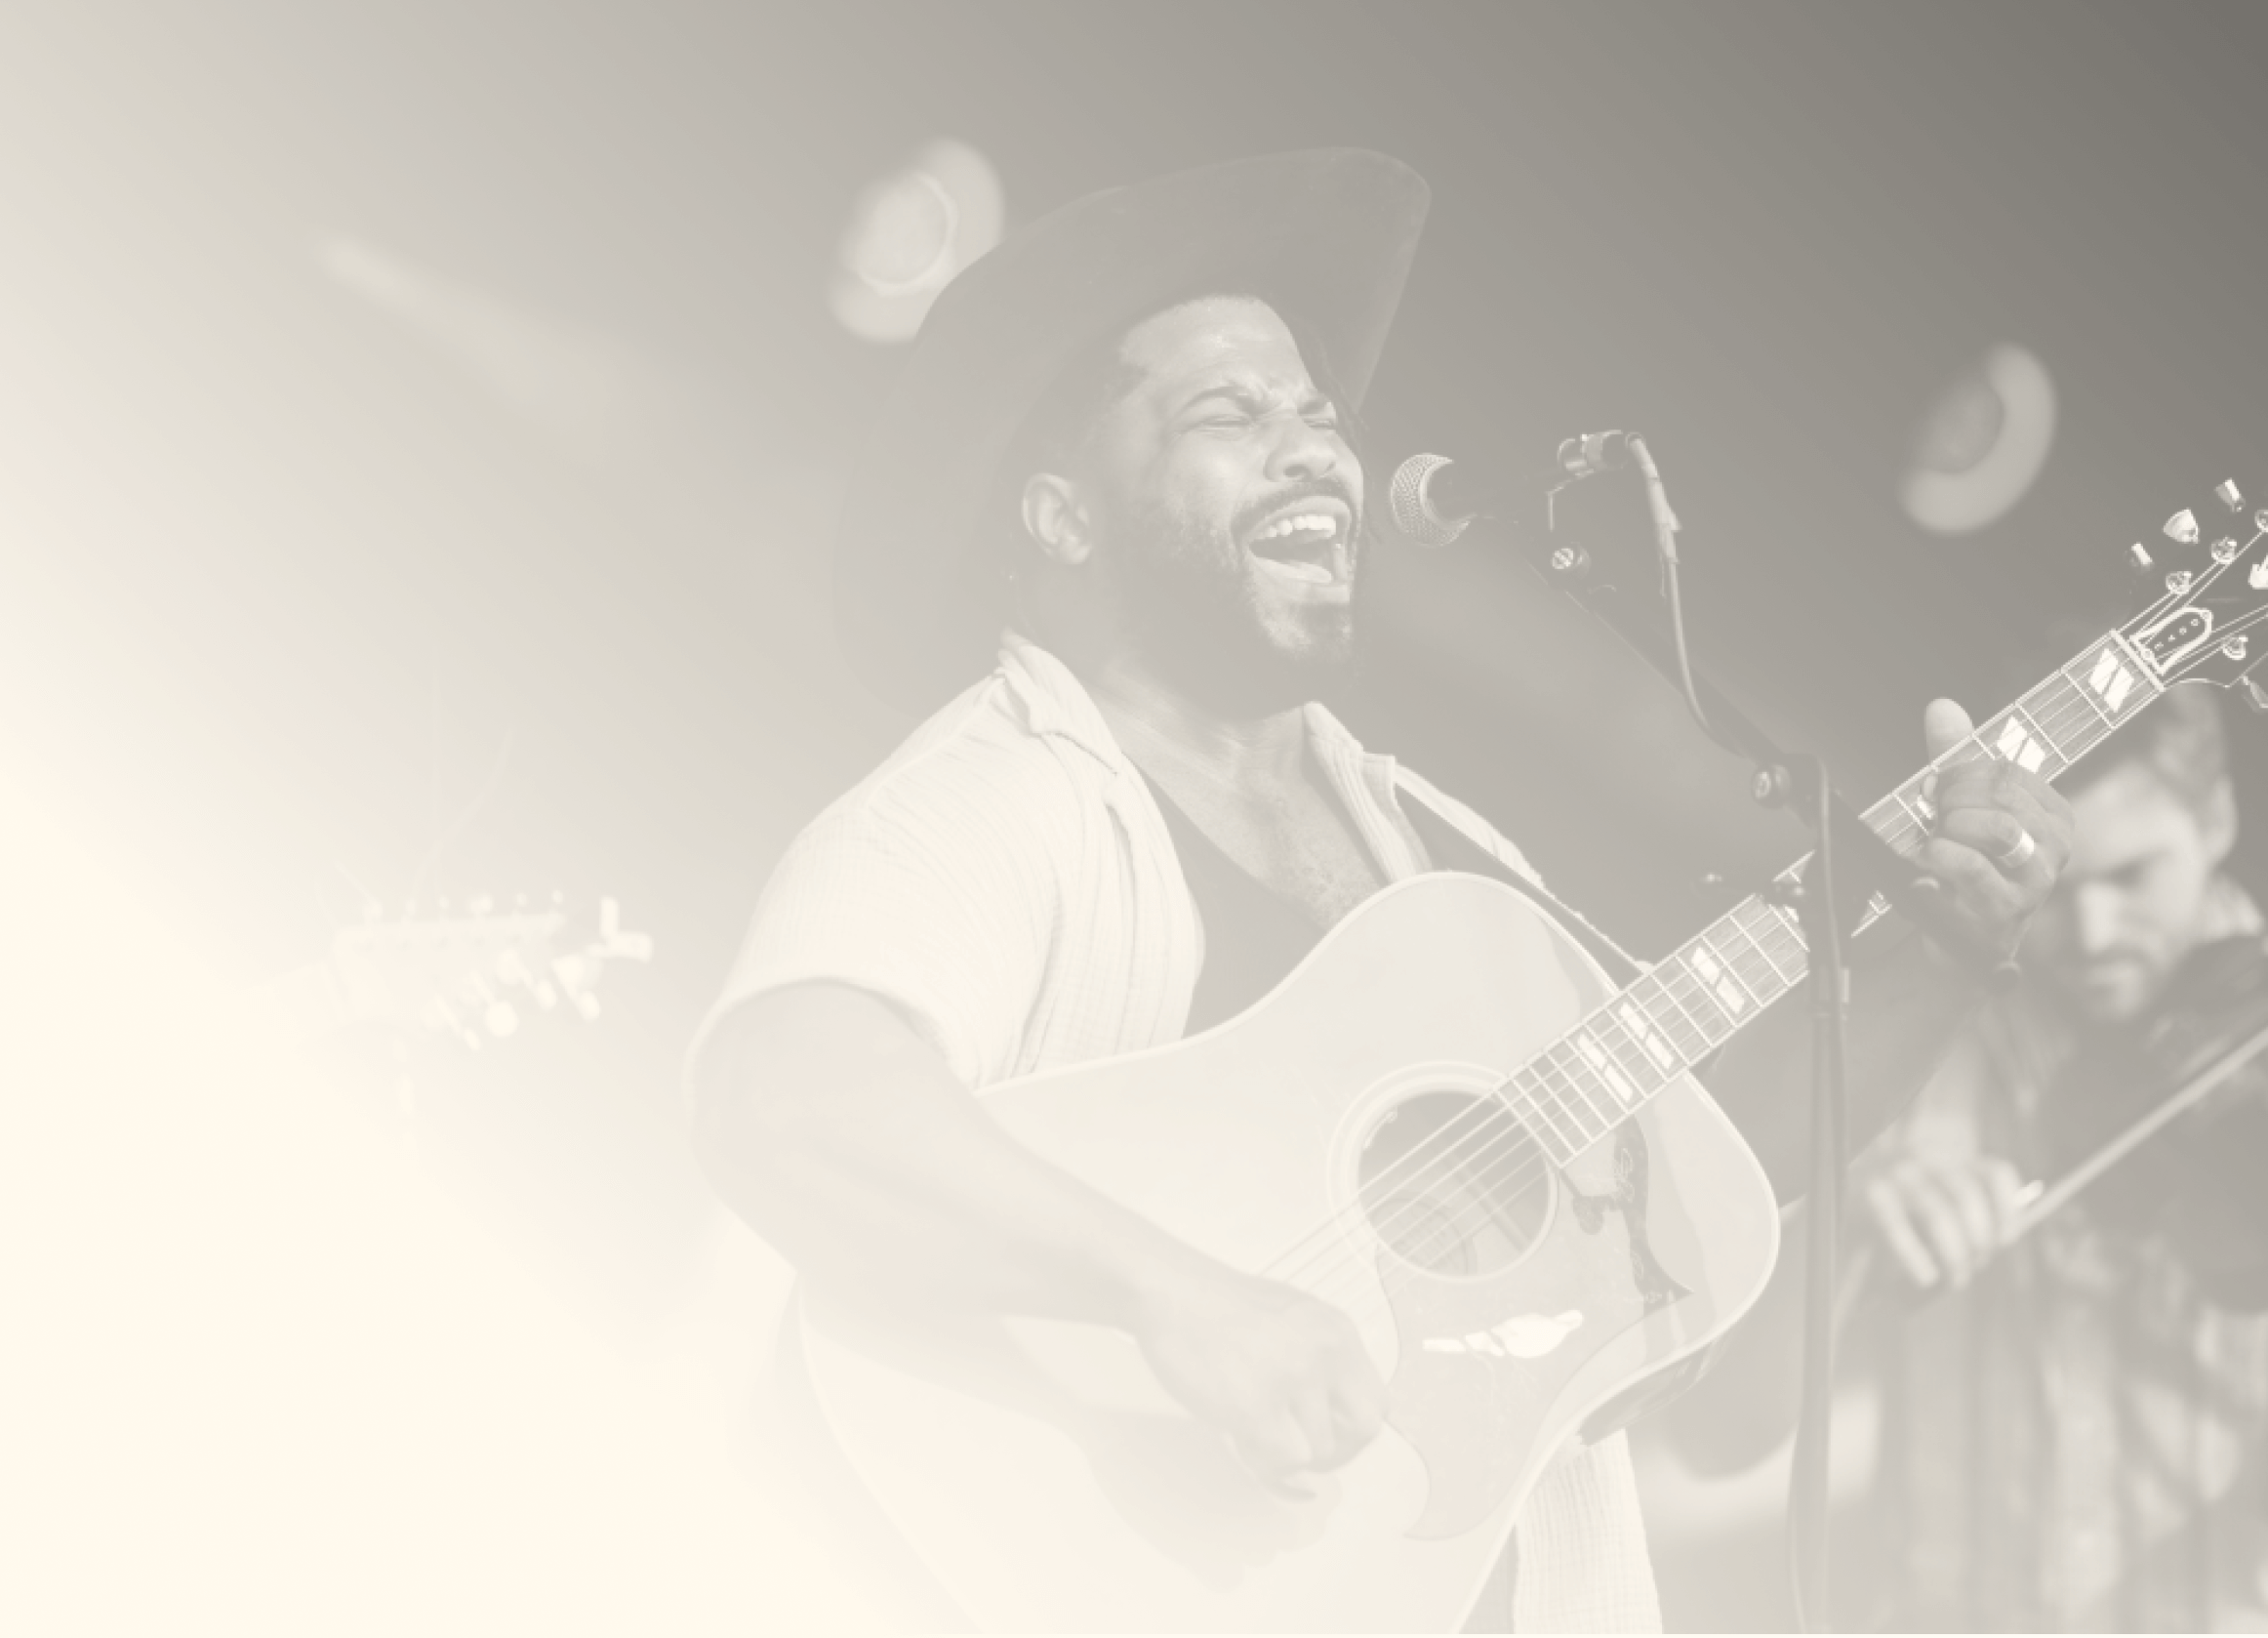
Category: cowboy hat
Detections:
[{"x1": 832, "y1": 146, "x2": 1431, "y2": 713}]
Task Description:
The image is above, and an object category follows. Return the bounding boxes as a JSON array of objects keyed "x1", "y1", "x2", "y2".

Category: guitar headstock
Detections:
[
  {"x1": 2119, "y1": 479, "x2": 2268, "y2": 705},
  {"x1": 326, "y1": 895, "x2": 654, "y2": 1047}
]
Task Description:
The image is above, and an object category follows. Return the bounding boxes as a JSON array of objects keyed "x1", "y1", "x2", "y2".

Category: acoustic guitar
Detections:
[{"x1": 798, "y1": 481, "x2": 2268, "y2": 1632}]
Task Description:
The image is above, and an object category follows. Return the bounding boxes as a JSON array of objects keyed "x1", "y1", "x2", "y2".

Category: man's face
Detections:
[
  {"x1": 2021, "y1": 760, "x2": 2235, "y2": 1024},
  {"x1": 1077, "y1": 296, "x2": 1363, "y2": 699}
]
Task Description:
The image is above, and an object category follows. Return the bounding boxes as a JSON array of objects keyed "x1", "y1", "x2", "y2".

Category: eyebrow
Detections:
[{"x1": 1172, "y1": 378, "x2": 1335, "y2": 418}]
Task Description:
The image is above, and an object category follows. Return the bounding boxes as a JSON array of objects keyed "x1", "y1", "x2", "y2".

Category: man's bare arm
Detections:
[{"x1": 692, "y1": 981, "x2": 1385, "y2": 1481}]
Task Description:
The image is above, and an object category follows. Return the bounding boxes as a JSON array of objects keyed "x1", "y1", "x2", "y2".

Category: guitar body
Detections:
[{"x1": 798, "y1": 873, "x2": 1780, "y2": 1632}]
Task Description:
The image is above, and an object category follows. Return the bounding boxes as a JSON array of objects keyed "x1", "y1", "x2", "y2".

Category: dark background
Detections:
[{"x1": 15, "y1": 1, "x2": 2268, "y2": 1005}]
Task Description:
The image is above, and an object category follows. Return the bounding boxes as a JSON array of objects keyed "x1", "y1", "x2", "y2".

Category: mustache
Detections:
[{"x1": 1232, "y1": 478, "x2": 1362, "y2": 542}]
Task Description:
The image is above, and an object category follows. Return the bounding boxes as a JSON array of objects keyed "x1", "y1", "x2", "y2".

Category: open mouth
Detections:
[{"x1": 1242, "y1": 502, "x2": 1351, "y2": 587}]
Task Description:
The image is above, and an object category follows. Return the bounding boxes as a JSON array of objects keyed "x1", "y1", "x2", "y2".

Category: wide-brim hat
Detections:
[{"x1": 833, "y1": 147, "x2": 1432, "y2": 714}]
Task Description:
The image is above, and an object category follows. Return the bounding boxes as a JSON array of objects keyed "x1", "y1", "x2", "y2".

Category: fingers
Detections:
[
  {"x1": 1204, "y1": 1295, "x2": 1387, "y2": 1494},
  {"x1": 1981, "y1": 1158, "x2": 2035, "y2": 1236},
  {"x1": 1289, "y1": 1379, "x2": 1340, "y2": 1471},
  {"x1": 1867, "y1": 1156, "x2": 2029, "y2": 1292},
  {"x1": 1923, "y1": 697, "x2": 1975, "y2": 761},
  {"x1": 1932, "y1": 803, "x2": 2043, "y2": 872},
  {"x1": 1329, "y1": 1355, "x2": 1389, "y2": 1451},
  {"x1": 1867, "y1": 1172, "x2": 1945, "y2": 1289},
  {"x1": 1232, "y1": 1414, "x2": 1322, "y2": 1498},
  {"x1": 1231, "y1": 1360, "x2": 1379, "y2": 1494},
  {"x1": 1910, "y1": 702, "x2": 2076, "y2": 963}
]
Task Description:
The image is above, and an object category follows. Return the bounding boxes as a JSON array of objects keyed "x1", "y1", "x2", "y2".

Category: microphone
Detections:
[{"x1": 1388, "y1": 431, "x2": 1634, "y2": 548}]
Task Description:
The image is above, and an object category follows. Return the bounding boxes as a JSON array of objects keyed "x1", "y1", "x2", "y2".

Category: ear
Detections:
[
  {"x1": 1021, "y1": 472, "x2": 1096, "y2": 568},
  {"x1": 2201, "y1": 775, "x2": 2241, "y2": 867}
]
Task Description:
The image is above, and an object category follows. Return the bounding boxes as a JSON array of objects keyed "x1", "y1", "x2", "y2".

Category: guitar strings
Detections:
[
  {"x1": 1251, "y1": 907, "x2": 1812, "y2": 1297},
  {"x1": 1259, "y1": 887, "x2": 1836, "y2": 1302},
  {"x1": 1252, "y1": 669, "x2": 2122, "y2": 1322}
]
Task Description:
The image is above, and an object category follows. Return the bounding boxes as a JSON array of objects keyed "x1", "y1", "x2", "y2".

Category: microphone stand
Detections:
[{"x1": 1507, "y1": 449, "x2": 2013, "y2": 1632}]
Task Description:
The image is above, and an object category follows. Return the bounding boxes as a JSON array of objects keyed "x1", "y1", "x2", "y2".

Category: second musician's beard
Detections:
[{"x1": 1105, "y1": 486, "x2": 1362, "y2": 717}]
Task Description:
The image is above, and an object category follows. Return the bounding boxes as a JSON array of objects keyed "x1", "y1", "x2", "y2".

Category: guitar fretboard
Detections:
[{"x1": 1498, "y1": 630, "x2": 2166, "y2": 1165}]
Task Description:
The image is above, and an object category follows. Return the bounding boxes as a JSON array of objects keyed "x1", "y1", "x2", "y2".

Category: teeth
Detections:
[{"x1": 1253, "y1": 512, "x2": 1339, "y2": 543}]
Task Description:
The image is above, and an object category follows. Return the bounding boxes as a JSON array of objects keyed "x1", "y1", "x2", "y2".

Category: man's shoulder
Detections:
[{"x1": 815, "y1": 673, "x2": 1102, "y2": 844}]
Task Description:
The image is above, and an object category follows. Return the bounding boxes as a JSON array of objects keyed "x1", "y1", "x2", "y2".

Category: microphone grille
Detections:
[{"x1": 1389, "y1": 452, "x2": 1465, "y2": 548}]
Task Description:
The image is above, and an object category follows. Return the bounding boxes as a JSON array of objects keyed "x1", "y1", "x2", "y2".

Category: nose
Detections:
[{"x1": 1264, "y1": 413, "x2": 1344, "y2": 485}]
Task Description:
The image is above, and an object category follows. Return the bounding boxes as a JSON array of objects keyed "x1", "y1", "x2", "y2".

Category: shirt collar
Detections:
[{"x1": 994, "y1": 631, "x2": 1412, "y2": 838}]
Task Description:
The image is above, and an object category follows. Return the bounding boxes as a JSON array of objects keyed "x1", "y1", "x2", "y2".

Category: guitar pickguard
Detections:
[
  {"x1": 1569, "y1": 1124, "x2": 1690, "y2": 1314},
  {"x1": 1381, "y1": 1119, "x2": 1690, "y2": 1540}
]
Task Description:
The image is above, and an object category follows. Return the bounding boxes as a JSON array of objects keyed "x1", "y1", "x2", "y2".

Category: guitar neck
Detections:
[{"x1": 1499, "y1": 628, "x2": 2168, "y2": 1165}]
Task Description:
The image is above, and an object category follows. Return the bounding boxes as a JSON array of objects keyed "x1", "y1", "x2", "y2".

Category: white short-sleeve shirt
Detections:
[{"x1": 693, "y1": 633, "x2": 1663, "y2": 1633}]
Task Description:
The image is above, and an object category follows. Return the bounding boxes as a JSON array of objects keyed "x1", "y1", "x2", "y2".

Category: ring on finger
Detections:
[{"x1": 1993, "y1": 827, "x2": 2038, "y2": 872}]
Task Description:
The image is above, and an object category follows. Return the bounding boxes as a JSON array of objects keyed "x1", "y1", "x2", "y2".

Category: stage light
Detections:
[
  {"x1": 1899, "y1": 345, "x2": 2057, "y2": 536},
  {"x1": 829, "y1": 140, "x2": 1003, "y2": 344}
]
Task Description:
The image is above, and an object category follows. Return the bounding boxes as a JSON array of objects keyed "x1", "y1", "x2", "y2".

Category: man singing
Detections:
[{"x1": 690, "y1": 150, "x2": 2071, "y2": 1631}]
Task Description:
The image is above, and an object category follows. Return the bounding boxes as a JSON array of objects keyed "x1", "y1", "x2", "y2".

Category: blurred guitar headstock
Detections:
[{"x1": 321, "y1": 894, "x2": 653, "y2": 1048}]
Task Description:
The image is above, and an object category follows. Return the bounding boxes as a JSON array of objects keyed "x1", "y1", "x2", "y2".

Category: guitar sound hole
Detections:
[{"x1": 1357, "y1": 1090, "x2": 1551, "y2": 1278}]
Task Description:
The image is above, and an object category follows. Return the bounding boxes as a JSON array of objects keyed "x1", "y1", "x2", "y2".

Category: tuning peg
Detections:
[
  {"x1": 2166, "y1": 510, "x2": 2202, "y2": 545},
  {"x1": 2243, "y1": 674, "x2": 2268, "y2": 715},
  {"x1": 2215, "y1": 537, "x2": 2241, "y2": 564},
  {"x1": 2216, "y1": 480, "x2": 2245, "y2": 512},
  {"x1": 2225, "y1": 635, "x2": 2250, "y2": 662},
  {"x1": 2128, "y1": 542, "x2": 2155, "y2": 572}
]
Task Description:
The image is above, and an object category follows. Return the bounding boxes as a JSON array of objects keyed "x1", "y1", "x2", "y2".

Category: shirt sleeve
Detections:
[{"x1": 689, "y1": 752, "x2": 1066, "y2": 1097}]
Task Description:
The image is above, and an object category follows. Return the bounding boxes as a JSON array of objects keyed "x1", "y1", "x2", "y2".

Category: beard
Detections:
[{"x1": 1101, "y1": 481, "x2": 1361, "y2": 716}]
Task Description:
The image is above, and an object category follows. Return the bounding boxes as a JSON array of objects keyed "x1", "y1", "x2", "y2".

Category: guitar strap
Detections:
[
  {"x1": 1144, "y1": 770, "x2": 1644, "y2": 1037},
  {"x1": 1397, "y1": 791, "x2": 1643, "y2": 988}
]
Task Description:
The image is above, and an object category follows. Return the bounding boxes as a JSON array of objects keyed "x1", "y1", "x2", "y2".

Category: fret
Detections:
[
  {"x1": 1533, "y1": 1047, "x2": 1623, "y2": 1134},
  {"x1": 1586, "y1": 1012, "x2": 1670, "y2": 1101},
  {"x1": 1685, "y1": 934, "x2": 1762, "y2": 1023},
  {"x1": 1568, "y1": 1027, "x2": 1646, "y2": 1110},
  {"x1": 1701, "y1": 921, "x2": 1778, "y2": 1006},
  {"x1": 1513, "y1": 1066, "x2": 1589, "y2": 1166},
  {"x1": 1632, "y1": 966, "x2": 1719, "y2": 1061},
  {"x1": 1611, "y1": 995, "x2": 1688, "y2": 1078},
  {"x1": 1978, "y1": 704, "x2": 2065, "y2": 779},
  {"x1": 2062, "y1": 664, "x2": 2115, "y2": 728},
  {"x1": 1662, "y1": 951, "x2": 1741, "y2": 1044},
  {"x1": 1732, "y1": 893, "x2": 1804, "y2": 984},
  {"x1": 1888, "y1": 787, "x2": 1934, "y2": 841},
  {"x1": 1544, "y1": 1041, "x2": 1620, "y2": 1130},
  {"x1": 1501, "y1": 1068, "x2": 1581, "y2": 1165},
  {"x1": 1726, "y1": 902, "x2": 1802, "y2": 989},
  {"x1": 1751, "y1": 897, "x2": 1812, "y2": 967}
]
